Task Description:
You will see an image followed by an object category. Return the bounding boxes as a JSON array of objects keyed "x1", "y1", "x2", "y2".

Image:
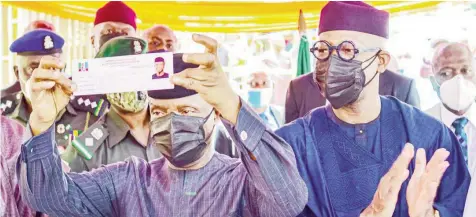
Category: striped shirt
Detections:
[
  {"x1": 19, "y1": 103, "x2": 308, "y2": 217},
  {"x1": 0, "y1": 115, "x2": 36, "y2": 217}
]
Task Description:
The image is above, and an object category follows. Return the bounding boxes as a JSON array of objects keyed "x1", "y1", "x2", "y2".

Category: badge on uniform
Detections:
[
  {"x1": 133, "y1": 40, "x2": 142, "y2": 54},
  {"x1": 44, "y1": 35, "x2": 54, "y2": 49},
  {"x1": 57, "y1": 124, "x2": 66, "y2": 134},
  {"x1": 91, "y1": 128, "x2": 104, "y2": 140},
  {"x1": 85, "y1": 138, "x2": 94, "y2": 147}
]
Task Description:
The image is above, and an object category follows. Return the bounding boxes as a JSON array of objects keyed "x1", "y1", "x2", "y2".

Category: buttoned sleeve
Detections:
[
  {"x1": 221, "y1": 99, "x2": 308, "y2": 217},
  {"x1": 18, "y1": 124, "x2": 136, "y2": 217}
]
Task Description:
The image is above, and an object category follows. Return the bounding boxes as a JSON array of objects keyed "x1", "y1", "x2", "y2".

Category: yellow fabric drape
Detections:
[{"x1": 3, "y1": 1, "x2": 442, "y2": 33}]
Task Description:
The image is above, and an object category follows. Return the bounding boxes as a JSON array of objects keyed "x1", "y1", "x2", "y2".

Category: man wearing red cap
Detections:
[
  {"x1": 276, "y1": 1, "x2": 469, "y2": 217},
  {"x1": 143, "y1": 24, "x2": 178, "y2": 52},
  {"x1": 91, "y1": 1, "x2": 137, "y2": 53}
]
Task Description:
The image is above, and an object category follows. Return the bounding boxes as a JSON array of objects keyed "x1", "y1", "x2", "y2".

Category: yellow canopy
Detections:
[{"x1": 3, "y1": 1, "x2": 441, "y2": 33}]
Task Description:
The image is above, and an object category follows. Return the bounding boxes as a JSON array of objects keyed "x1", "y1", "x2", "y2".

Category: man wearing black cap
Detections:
[
  {"x1": 1, "y1": 29, "x2": 100, "y2": 154},
  {"x1": 66, "y1": 36, "x2": 162, "y2": 172},
  {"x1": 19, "y1": 34, "x2": 307, "y2": 216}
]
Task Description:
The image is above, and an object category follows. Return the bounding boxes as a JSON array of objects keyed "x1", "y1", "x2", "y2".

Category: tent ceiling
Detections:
[{"x1": 3, "y1": 1, "x2": 442, "y2": 33}]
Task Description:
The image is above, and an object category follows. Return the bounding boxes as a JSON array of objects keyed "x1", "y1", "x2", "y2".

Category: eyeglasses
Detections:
[{"x1": 310, "y1": 40, "x2": 380, "y2": 62}]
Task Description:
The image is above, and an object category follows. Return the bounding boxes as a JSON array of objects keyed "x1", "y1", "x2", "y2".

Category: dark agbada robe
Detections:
[
  {"x1": 18, "y1": 103, "x2": 307, "y2": 217},
  {"x1": 277, "y1": 97, "x2": 470, "y2": 217}
]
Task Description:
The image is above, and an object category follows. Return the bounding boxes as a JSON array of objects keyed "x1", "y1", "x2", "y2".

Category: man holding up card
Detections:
[
  {"x1": 18, "y1": 34, "x2": 307, "y2": 216},
  {"x1": 1, "y1": 29, "x2": 99, "y2": 152},
  {"x1": 67, "y1": 36, "x2": 163, "y2": 172}
]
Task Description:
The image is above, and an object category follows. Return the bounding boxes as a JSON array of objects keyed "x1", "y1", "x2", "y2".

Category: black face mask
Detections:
[
  {"x1": 150, "y1": 110, "x2": 214, "y2": 168},
  {"x1": 320, "y1": 52, "x2": 380, "y2": 109},
  {"x1": 99, "y1": 32, "x2": 128, "y2": 49}
]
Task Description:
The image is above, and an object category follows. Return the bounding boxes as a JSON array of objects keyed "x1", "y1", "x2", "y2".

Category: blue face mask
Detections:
[
  {"x1": 285, "y1": 42, "x2": 293, "y2": 52},
  {"x1": 429, "y1": 76, "x2": 441, "y2": 98},
  {"x1": 247, "y1": 88, "x2": 272, "y2": 108}
]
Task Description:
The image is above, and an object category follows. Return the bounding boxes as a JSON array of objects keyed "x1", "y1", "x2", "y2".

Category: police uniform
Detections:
[
  {"x1": 0, "y1": 81, "x2": 20, "y2": 98},
  {"x1": 3, "y1": 29, "x2": 107, "y2": 151},
  {"x1": 69, "y1": 36, "x2": 162, "y2": 172}
]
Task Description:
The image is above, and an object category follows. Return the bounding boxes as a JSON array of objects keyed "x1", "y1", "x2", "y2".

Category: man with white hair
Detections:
[{"x1": 426, "y1": 42, "x2": 476, "y2": 169}]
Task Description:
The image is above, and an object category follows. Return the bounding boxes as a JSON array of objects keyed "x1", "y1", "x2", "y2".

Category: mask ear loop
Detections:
[
  {"x1": 202, "y1": 109, "x2": 216, "y2": 142},
  {"x1": 362, "y1": 50, "x2": 382, "y2": 88}
]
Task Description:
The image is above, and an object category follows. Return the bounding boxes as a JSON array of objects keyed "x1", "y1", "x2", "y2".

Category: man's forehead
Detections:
[
  {"x1": 148, "y1": 28, "x2": 175, "y2": 40},
  {"x1": 250, "y1": 72, "x2": 269, "y2": 81},
  {"x1": 434, "y1": 44, "x2": 472, "y2": 66},
  {"x1": 100, "y1": 21, "x2": 134, "y2": 30},
  {"x1": 149, "y1": 94, "x2": 208, "y2": 107},
  {"x1": 20, "y1": 53, "x2": 62, "y2": 64},
  {"x1": 319, "y1": 30, "x2": 385, "y2": 47}
]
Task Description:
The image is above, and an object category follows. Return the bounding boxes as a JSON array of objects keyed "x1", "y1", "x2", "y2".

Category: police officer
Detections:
[
  {"x1": 1, "y1": 29, "x2": 100, "y2": 154},
  {"x1": 91, "y1": 1, "x2": 137, "y2": 53},
  {"x1": 68, "y1": 1, "x2": 138, "y2": 119},
  {"x1": 68, "y1": 36, "x2": 162, "y2": 172},
  {"x1": 1, "y1": 20, "x2": 56, "y2": 98}
]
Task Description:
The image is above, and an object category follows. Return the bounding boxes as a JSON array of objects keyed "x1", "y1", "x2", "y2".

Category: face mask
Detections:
[
  {"x1": 247, "y1": 88, "x2": 273, "y2": 108},
  {"x1": 150, "y1": 110, "x2": 214, "y2": 168},
  {"x1": 438, "y1": 75, "x2": 476, "y2": 111},
  {"x1": 429, "y1": 76, "x2": 441, "y2": 97},
  {"x1": 99, "y1": 32, "x2": 128, "y2": 49},
  {"x1": 106, "y1": 91, "x2": 147, "y2": 113},
  {"x1": 323, "y1": 54, "x2": 380, "y2": 109}
]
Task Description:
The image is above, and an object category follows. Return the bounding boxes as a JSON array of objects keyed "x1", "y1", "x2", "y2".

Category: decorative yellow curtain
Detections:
[{"x1": 2, "y1": 1, "x2": 442, "y2": 33}]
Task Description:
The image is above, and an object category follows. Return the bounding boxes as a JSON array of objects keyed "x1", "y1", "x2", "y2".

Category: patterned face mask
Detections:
[{"x1": 106, "y1": 91, "x2": 147, "y2": 113}]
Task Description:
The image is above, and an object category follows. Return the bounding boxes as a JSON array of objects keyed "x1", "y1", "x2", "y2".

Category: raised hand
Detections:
[
  {"x1": 361, "y1": 143, "x2": 415, "y2": 217},
  {"x1": 27, "y1": 55, "x2": 75, "y2": 135},
  {"x1": 406, "y1": 148, "x2": 449, "y2": 217},
  {"x1": 171, "y1": 34, "x2": 241, "y2": 124}
]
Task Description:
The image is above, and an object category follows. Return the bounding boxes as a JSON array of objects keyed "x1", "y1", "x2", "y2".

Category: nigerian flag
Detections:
[
  {"x1": 297, "y1": 35, "x2": 311, "y2": 76},
  {"x1": 296, "y1": 9, "x2": 310, "y2": 77}
]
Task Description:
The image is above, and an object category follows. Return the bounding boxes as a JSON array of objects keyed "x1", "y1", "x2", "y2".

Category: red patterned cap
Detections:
[{"x1": 94, "y1": 1, "x2": 137, "y2": 30}]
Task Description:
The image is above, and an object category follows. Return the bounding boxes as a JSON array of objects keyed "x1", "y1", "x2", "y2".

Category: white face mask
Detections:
[{"x1": 439, "y1": 75, "x2": 476, "y2": 111}]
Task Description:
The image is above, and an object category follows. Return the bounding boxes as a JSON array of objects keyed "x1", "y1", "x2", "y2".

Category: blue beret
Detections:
[
  {"x1": 10, "y1": 29, "x2": 64, "y2": 55},
  {"x1": 147, "y1": 51, "x2": 199, "y2": 99}
]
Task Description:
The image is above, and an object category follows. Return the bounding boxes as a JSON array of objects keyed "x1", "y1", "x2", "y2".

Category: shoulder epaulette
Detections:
[
  {"x1": 71, "y1": 116, "x2": 109, "y2": 160},
  {"x1": 70, "y1": 95, "x2": 110, "y2": 117},
  {"x1": 0, "y1": 92, "x2": 22, "y2": 115}
]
